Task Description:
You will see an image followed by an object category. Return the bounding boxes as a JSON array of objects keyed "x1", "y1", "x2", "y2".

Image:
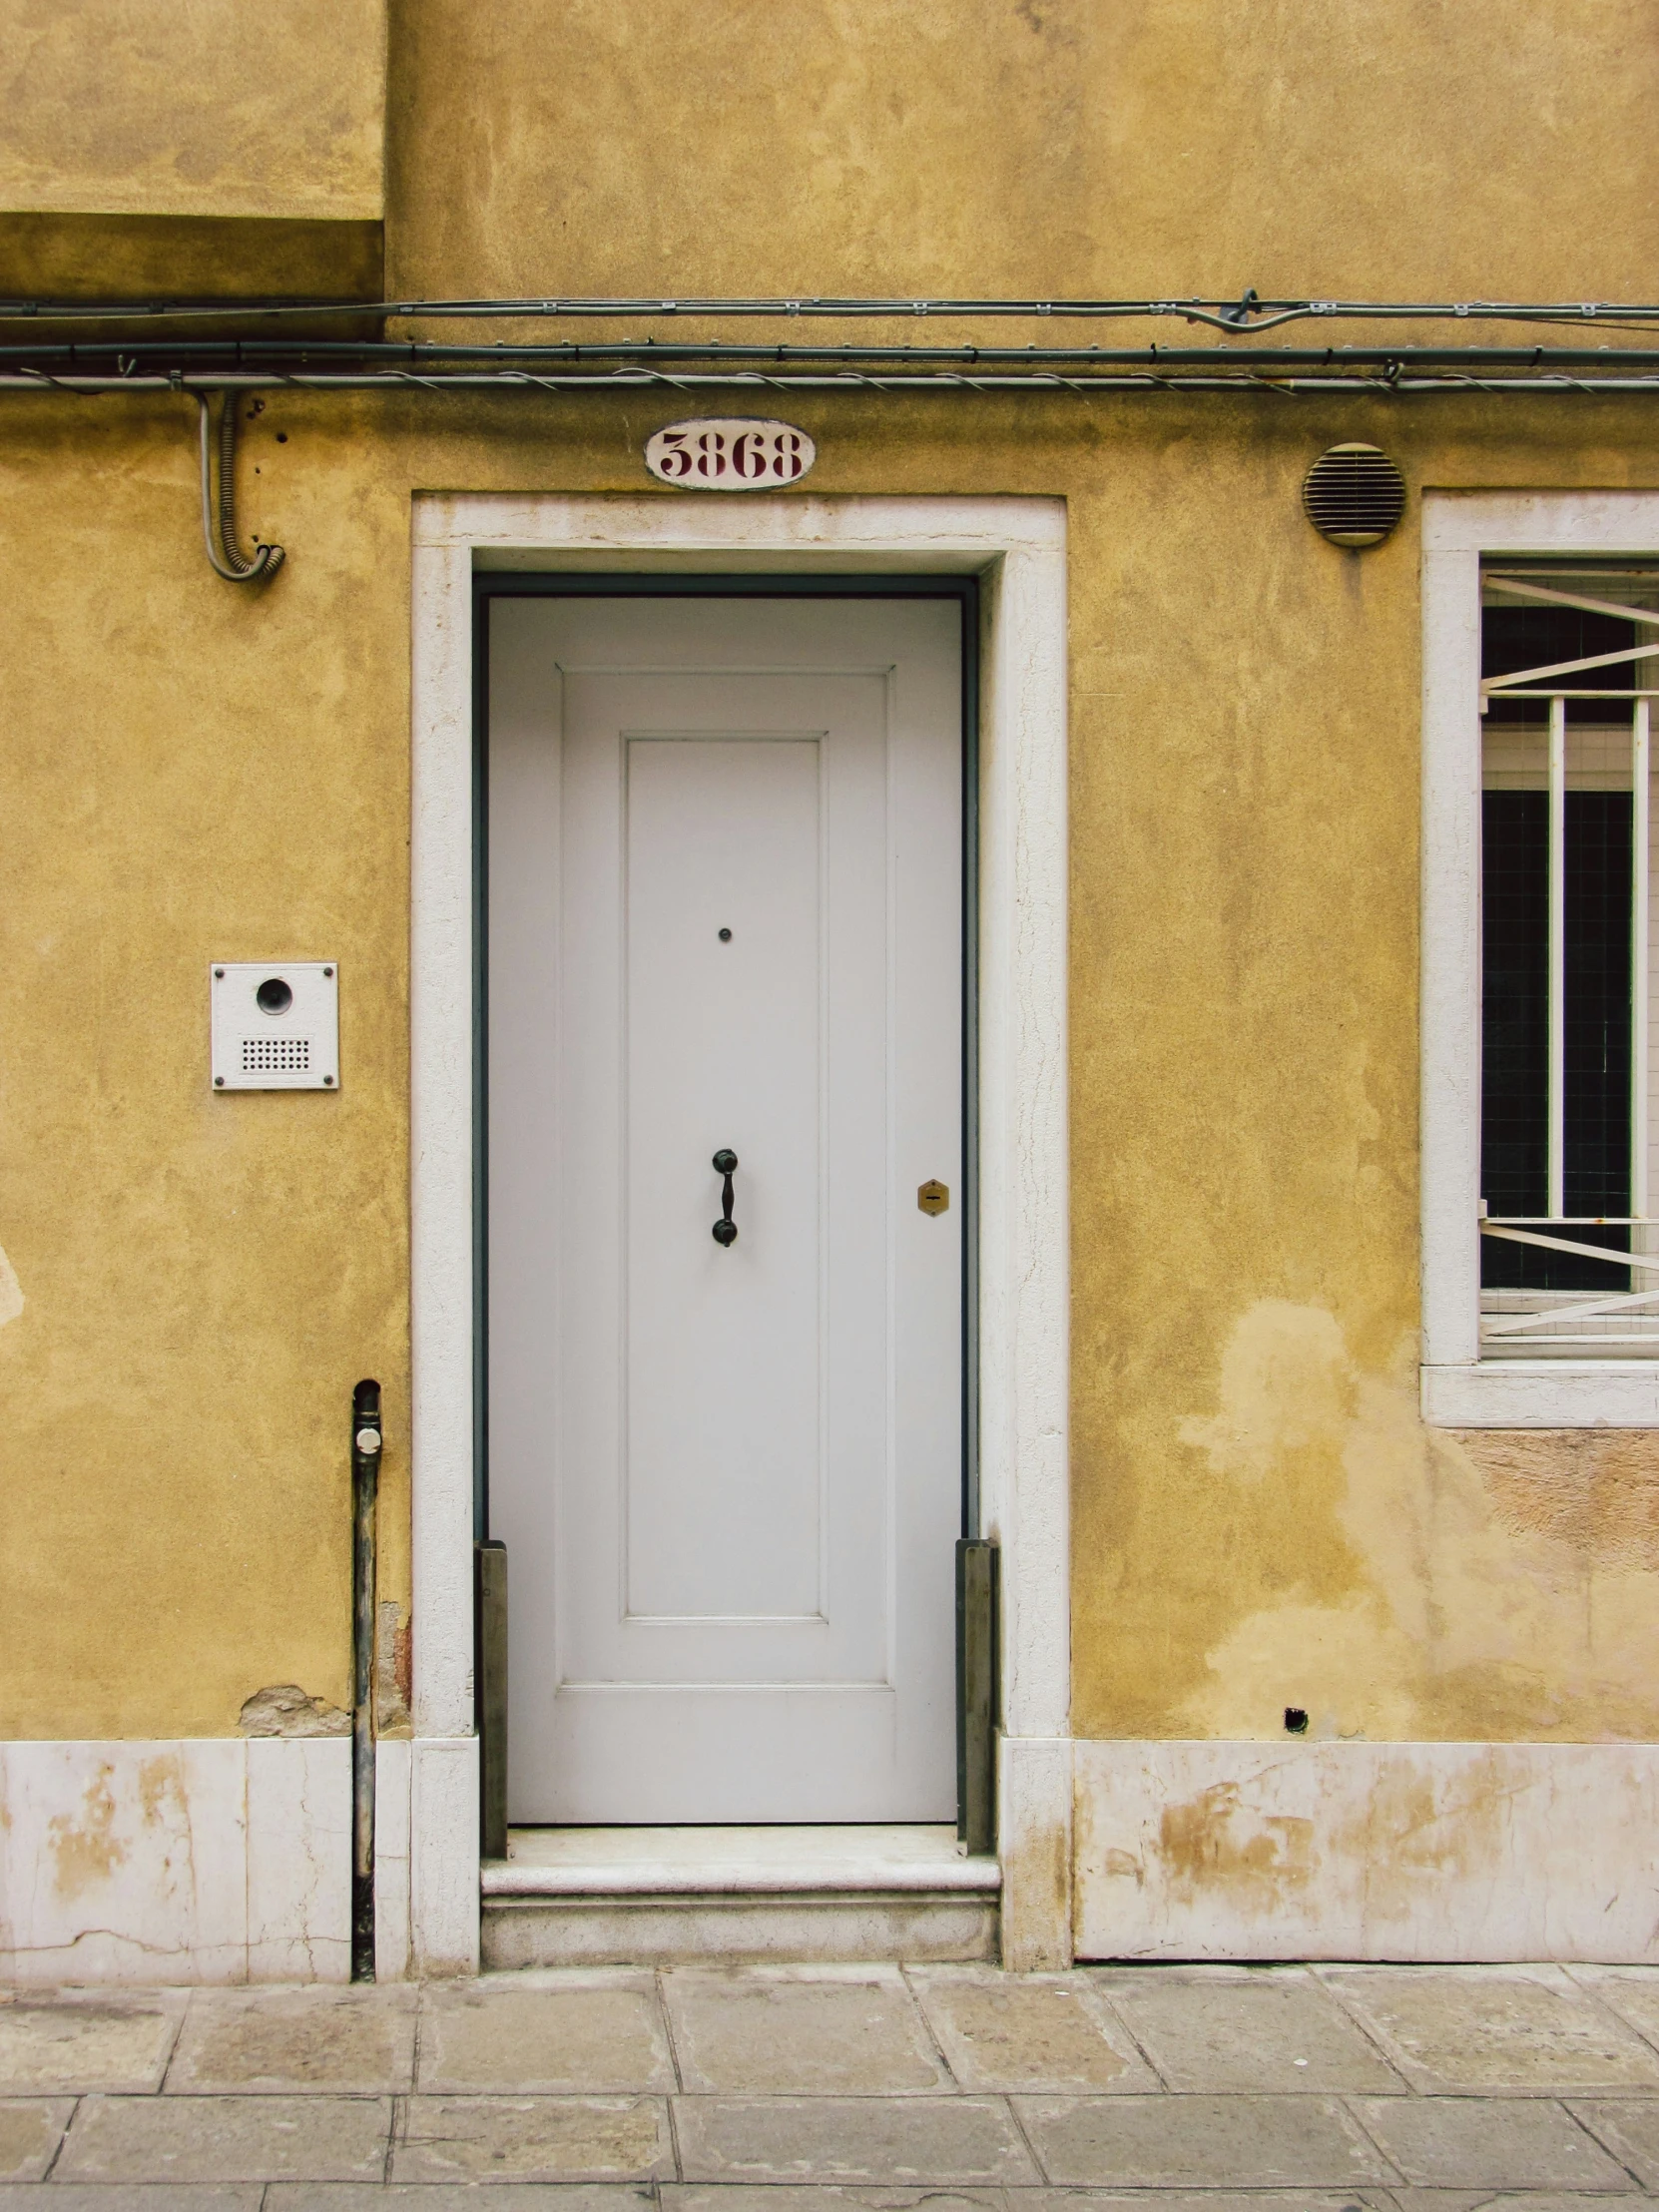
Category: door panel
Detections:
[
  {"x1": 625, "y1": 737, "x2": 826, "y2": 1624},
  {"x1": 488, "y1": 596, "x2": 962, "y2": 1823}
]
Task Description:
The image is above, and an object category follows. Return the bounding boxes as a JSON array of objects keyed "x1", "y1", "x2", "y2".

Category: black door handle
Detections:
[{"x1": 712, "y1": 1150, "x2": 739, "y2": 1245}]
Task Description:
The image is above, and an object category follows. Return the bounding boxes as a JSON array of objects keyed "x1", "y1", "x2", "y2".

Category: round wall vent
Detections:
[{"x1": 1302, "y1": 442, "x2": 1406, "y2": 548}]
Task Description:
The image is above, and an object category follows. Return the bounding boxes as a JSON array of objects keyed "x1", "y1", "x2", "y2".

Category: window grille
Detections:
[{"x1": 1479, "y1": 567, "x2": 1659, "y2": 1356}]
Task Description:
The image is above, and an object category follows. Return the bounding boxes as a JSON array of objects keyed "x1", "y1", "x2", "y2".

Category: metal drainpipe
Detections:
[{"x1": 350, "y1": 1381, "x2": 381, "y2": 1981}]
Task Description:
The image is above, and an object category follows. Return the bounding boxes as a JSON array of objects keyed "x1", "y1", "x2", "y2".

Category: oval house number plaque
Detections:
[{"x1": 645, "y1": 418, "x2": 816, "y2": 489}]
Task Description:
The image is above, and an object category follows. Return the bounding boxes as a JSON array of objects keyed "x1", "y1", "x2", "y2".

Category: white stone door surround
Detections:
[{"x1": 407, "y1": 493, "x2": 1072, "y2": 1972}]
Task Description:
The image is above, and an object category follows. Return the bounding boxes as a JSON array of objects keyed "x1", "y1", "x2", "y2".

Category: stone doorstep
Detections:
[
  {"x1": 485, "y1": 1825, "x2": 1002, "y2": 1897},
  {"x1": 481, "y1": 1825, "x2": 1002, "y2": 1967},
  {"x1": 482, "y1": 1893, "x2": 1001, "y2": 1970}
]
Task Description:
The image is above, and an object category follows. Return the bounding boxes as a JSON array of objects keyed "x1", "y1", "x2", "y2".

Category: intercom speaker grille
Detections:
[
  {"x1": 1302, "y1": 443, "x2": 1407, "y2": 548},
  {"x1": 242, "y1": 1035, "x2": 310, "y2": 1073}
]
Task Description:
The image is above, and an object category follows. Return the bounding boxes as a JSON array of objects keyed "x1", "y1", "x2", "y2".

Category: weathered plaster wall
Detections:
[
  {"x1": 0, "y1": 394, "x2": 411, "y2": 1737},
  {"x1": 5, "y1": 388, "x2": 1659, "y2": 1745},
  {"x1": 5, "y1": 0, "x2": 1659, "y2": 1750},
  {"x1": 386, "y1": 0, "x2": 1659, "y2": 302},
  {"x1": 0, "y1": 0, "x2": 387, "y2": 221}
]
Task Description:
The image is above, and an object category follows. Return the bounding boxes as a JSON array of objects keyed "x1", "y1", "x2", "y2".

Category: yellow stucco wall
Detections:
[
  {"x1": 0, "y1": 0, "x2": 387, "y2": 222},
  {"x1": 4, "y1": 1, "x2": 1659, "y2": 1744}
]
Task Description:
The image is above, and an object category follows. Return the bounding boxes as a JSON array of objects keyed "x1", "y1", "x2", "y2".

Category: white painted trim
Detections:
[
  {"x1": 373, "y1": 1736, "x2": 412, "y2": 1981},
  {"x1": 410, "y1": 1734, "x2": 480, "y2": 1975},
  {"x1": 410, "y1": 537, "x2": 477, "y2": 1738},
  {"x1": 1421, "y1": 490, "x2": 1659, "y2": 1425},
  {"x1": 409, "y1": 493, "x2": 1071, "y2": 1967},
  {"x1": 1423, "y1": 1359, "x2": 1659, "y2": 1426}
]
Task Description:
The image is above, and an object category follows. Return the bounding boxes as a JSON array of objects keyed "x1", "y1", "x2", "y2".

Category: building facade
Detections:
[{"x1": 4, "y1": 0, "x2": 1659, "y2": 1979}]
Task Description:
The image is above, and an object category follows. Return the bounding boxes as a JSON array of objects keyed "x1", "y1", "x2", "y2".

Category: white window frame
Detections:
[{"x1": 1422, "y1": 490, "x2": 1659, "y2": 1425}]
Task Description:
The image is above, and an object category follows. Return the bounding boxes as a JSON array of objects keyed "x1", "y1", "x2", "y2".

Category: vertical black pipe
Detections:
[{"x1": 350, "y1": 1380, "x2": 381, "y2": 1981}]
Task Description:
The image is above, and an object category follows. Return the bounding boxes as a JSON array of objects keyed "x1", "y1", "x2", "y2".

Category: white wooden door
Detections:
[{"x1": 488, "y1": 596, "x2": 962, "y2": 1823}]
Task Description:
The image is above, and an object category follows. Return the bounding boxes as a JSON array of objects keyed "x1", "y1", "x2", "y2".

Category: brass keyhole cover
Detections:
[{"x1": 917, "y1": 1179, "x2": 949, "y2": 1216}]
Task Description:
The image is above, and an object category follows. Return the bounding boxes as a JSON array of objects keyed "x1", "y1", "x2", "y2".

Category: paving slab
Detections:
[
  {"x1": 1092, "y1": 1966, "x2": 1404, "y2": 2094},
  {"x1": 269, "y1": 2189, "x2": 657, "y2": 2209},
  {"x1": 168, "y1": 1984, "x2": 417, "y2": 2093},
  {"x1": 663, "y1": 1967, "x2": 947, "y2": 2094},
  {"x1": 0, "y1": 1990, "x2": 185, "y2": 2094},
  {"x1": 0, "y1": 2100, "x2": 74, "y2": 2183},
  {"x1": 1321, "y1": 1965, "x2": 1659, "y2": 2093},
  {"x1": 419, "y1": 1972, "x2": 674, "y2": 2094},
  {"x1": 0, "y1": 2189, "x2": 262, "y2": 2209},
  {"x1": 1570, "y1": 1965, "x2": 1659, "y2": 2058},
  {"x1": 906, "y1": 1970, "x2": 1156, "y2": 2092},
  {"x1": 54, "y1": 2092, "x2": 392, "y2": 2184},
  {"x1": 1386, "y1": 2197, "x2": 1648, "y2": 2212},
  {"x1": 1351, "y1": 2093, "x2": 1634, "y2": 2188},
  {"x1": 0, "y1": 2190, "x2": 262, "y2": 2209},
  {"x1": 392, "y1": 2094, "x2": 674, "y2": 2184},
  {"x1": 664, "y1": 2188, "x2": 1012, "y2": 2212},
  {"x1": 1012, "y1": 2092, "x2": 1396, "y2": 2188},
  {"x1": 674, "y1": 2094, "x2": 1039, "y2": 2184},
  {"x1": 1566, "y1": 2096, "x2": 1659, "y2": 2187},
  {"x1": 1016, "y1": 2196, "x2": 1398, "y2": 2212}
]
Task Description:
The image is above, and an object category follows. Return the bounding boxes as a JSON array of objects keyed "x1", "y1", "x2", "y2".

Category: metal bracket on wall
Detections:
[{"x1": 194, "y1": 392, "x2": 283, "y2": 584}]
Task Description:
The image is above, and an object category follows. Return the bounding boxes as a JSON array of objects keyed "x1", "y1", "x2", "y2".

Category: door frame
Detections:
[{"x1": 407, "y1": 494, "x2": 1071, "y2": 1971}]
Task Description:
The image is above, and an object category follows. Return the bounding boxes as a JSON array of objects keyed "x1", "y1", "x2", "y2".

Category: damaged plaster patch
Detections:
[
  {"x1": 0, "y1": 1244, "x2": 22, "y2": 1329},
  {"x1": 376, "y1": 1600, "x2": 410, "y2": 1731},
  {"x1": 239, "y1": 1686, "x2": 350, "y2": 1738},
  {"x1": 1180, "y1": 1300, "x2": 1353, "y2": 1482},
  {"x1": 1177, "y1": 1299, "x2": 1659, "y2": 1741}
]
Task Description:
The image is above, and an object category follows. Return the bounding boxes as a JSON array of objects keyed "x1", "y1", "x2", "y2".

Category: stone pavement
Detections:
[{"x1": 5, "y1": 1961, "x2": 1659, "y2": 2205}]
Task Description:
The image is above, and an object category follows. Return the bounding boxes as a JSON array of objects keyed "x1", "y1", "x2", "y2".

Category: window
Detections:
[
  {"x1": 1478, "y1": 568, "x2": 1655, "y2": 1353},
  {"x1": 1422, "y1": 496, "x2": 1659, "y2": 1424}
]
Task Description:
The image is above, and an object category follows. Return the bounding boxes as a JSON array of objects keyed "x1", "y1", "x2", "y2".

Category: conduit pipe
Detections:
[
  {"x1": 18, "y1": 337, "x2": 1659, "y2": 372},
  {"x1": 10, "y1": 290, "x2": 1659, "y2": 333},
  {"x1": 196, "y1": 392, "x2": 282, "y2": 583},
  {"x1": 13, "y1": 366, "x2": 1659, "y2": 399}
]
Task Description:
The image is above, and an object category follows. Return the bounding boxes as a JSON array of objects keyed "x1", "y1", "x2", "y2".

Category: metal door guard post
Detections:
[
  {"x1": 956, "y1": 1538, "x2": 998, "y2": 1855},
  {"x1": 195, "y1": 391, "x2": 283, "y2": 584},
  {"x1": 476, "y1": 1540, "x2": 509, "y2": 1860}
]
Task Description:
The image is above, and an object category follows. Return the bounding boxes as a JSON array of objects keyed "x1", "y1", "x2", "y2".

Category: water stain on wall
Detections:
[
  {"x1": 1174, "y1": 1300, "x2": 1659, "y2": 1742},
  {"x1": 47, "y1": 1767, "x2": 126, "y2": 1900},
  {"x1": 1156, "y1": 1778, "x2": 1315, "y2": 1906}
]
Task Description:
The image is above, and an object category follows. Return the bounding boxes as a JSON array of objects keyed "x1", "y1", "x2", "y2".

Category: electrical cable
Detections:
[{"x1": 6, "y1": 291, "x2": 1659, "y2": 334}]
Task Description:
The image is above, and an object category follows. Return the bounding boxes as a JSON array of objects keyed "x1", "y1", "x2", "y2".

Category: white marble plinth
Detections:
[
  {"x1": 0, "y1": 1738, "x2": 351, "y2": 1983},
  {"x1": 1075, "y1": 1738, "x2": 1659, "y2": 1962}
]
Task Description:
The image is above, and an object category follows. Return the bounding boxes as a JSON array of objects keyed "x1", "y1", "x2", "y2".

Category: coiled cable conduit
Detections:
[{"x1": 196, "y1": 391, "x2": 282, "y2": 583}]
